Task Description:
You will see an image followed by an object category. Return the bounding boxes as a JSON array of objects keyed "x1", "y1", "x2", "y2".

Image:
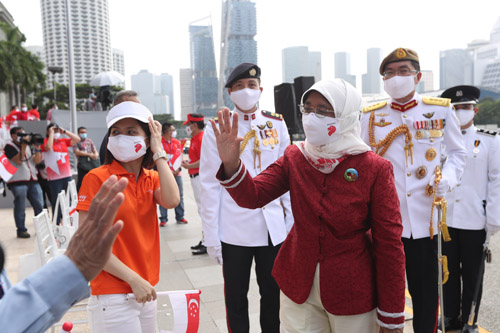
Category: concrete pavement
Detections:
[{"x1": 1, "y1": 171, "x2": 499, "y2": 332}]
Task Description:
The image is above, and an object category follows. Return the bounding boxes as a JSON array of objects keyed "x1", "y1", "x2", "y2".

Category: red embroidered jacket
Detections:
[{"x1": 217, "y1": 145, "x2": 405, "y2": 328}]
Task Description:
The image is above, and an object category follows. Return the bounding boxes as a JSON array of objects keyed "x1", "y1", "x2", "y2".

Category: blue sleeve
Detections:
[{"x1": 0, "y1": 255, "x2": 90, "y2": 333}]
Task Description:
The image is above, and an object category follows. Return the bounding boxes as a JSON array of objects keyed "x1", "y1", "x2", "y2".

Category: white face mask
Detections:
[
  {"x1": 455, "y1": 109, "x2": 475, "y2": 126},
  {"x1": 53, "y1": 133, "x2": 61, "y2": 139},
  {"x1": 230, "y1": 88, "x2": 261, "y2": 111},
  {"x1": 21, "y1": 107, "x2": 28, "y2": 112},
  {"x1": 185, "y1": 126, "x2": 192, "y2": 136},
  {"x1": 302, "y1": 113, "x2": 341, "y2": 146},
  {"x1": 383, "y1": 75, "x2": 416, "y2": 99},
  {"x1": 171, "y1": 130, "x2": 177, "y2": 138},
  {"x1": 107, "y1": 135, "x2": 147, "y2": 163}
]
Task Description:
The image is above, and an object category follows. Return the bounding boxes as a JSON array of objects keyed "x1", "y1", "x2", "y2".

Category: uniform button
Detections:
[
  {"x1": 457, "y1": 184, "x2": 461, "y2": 187},
  {"x1": 319, "y1": 231, "x2": 325, "y2": 237},
  {"x1": 403, "y1": 115, "x2": 408, "y2": 118},
  {"x1": 456, "y1": 199, "x2": 460, "y2": 203},
  {"x1": 407, "y1": 172, "x2": 411, "y2": 177},
  {"x1": 407, "y1": 192, "x2": 411, "y2": 197},
  {"x1": 262, "y1": 206, "x2": 266, "y2": 210},
  {"x1": 430, "y1": 138, "x2": 434, "y2": 143}
]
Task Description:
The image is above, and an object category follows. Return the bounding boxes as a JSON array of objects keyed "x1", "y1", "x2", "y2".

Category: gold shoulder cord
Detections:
[
  {"x1": 368, "y1": 111, "x2": 414, "y2": 167},
  {"x1": 240, "y1": 130, "x2": 261, "y2": 169}
]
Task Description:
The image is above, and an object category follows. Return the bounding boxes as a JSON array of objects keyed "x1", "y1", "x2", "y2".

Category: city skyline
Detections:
[{"x1": 2, "y1": 0, "x2": 500, "y2": 119}]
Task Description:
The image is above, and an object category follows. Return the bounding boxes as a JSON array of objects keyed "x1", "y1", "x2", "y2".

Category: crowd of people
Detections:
[{"x1": 0, "y1": 47, "x2": 499, "y2": 333}]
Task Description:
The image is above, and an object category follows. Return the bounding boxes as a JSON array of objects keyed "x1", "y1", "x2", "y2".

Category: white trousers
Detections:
[
  {"x1": 190, "y1": 175, "x2": 201, "y2": 216},
  {"x1": 280, "y1": 264, "x2": 378, "y2": 333},
  {"x1": 88, "y1": 294, "x2": 157, "y2": 333}
]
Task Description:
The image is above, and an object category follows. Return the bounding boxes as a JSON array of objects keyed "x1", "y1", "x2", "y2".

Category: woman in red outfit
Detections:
[{"x1": 211, "y1": 79, "x2": 406, "y2": 333}]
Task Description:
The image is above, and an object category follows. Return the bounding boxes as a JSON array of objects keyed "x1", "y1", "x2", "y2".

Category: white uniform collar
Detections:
[{"x1": 233, "y1": 107, "x2": 260, "y2": 121}]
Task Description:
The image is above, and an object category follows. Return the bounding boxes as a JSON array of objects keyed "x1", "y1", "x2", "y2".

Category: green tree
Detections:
[
  {"x1": 0, "y1": 22, "x2": 46, "y2": 108},
  {"x1": 476, "y1": 98, "x2": 500, "y2": 127}
]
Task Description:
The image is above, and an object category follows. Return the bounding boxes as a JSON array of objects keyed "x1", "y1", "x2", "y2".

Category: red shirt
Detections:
[
  {"x1": 161, "y1": 137, "x2": 182, "y2": 173},
  {"x1": 188, "y1": 131, "x2": 203, "y2": 175},
  {"x1": 41, "y1": 138, "x2": 73, "y2": 180},
  {"x1": 6, "y1": 110, "x2": 26, "y2": 122},
  {"x1": 27, "y1": 109, "x2": 40, "y2": 120},
  {"x1": 217, "y1": 146, "x2": 405, "y2": 327},
  {"x1": 76, "y1": 160, "x2": 161, "y2": 295}
]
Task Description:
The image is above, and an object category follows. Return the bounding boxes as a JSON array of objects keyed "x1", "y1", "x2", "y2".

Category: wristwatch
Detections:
[{"x1": 153, "y1": 150, "x2": 167, "y2": 162}]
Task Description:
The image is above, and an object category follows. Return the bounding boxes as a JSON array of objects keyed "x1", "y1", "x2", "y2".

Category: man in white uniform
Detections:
[
  {"x1": 439, "y1": 85, "x2": 500, "y2": 332},
  {"x1": 199, "y1": 63, "x2": 293, "y2": 332},
  {"x1": 360, "y1": 48, "x2": 466, "y2": 333}
]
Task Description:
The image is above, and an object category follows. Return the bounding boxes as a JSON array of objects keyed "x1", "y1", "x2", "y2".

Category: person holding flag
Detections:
[{"x1": 159, "y1": 122, "x2": 188, "y2": 226}]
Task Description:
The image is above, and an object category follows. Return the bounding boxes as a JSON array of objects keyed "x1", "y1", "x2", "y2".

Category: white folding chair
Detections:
[
  {"x1": 66, "y1": 179, "x2": 78, "y2": 210},
  {"x1": 52, "y1": 191, "x2": 78, "y2": 249},
  {"x1": 34, "y1": 209, "x2": 65, "y2": 265}
]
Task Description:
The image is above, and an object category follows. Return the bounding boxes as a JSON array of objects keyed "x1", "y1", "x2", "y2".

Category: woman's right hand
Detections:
[
  {"x1": 210, "y1": 107, "x2": 243, "y2": 177},
  {"x1": 129, "y1": 276, "x2": 157, "y2": 303}
]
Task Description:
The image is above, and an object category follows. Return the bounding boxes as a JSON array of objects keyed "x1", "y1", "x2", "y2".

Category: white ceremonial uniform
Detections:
[
  {"x1": 200, "y1": 108, "x2": 293, "y2": 248},
  {"x1": 360, "y1": 93, "x2": 467, "y2": 239},
  {"x1": 446, "y1": 126, "x2": 500, "y2": 230}
]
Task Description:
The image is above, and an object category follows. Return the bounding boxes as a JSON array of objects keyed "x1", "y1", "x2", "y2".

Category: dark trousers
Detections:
[
  {"x1": 37, "y1": 177, "x2": 51, "y2": 209},
  {"x1": 77, "y1": 167, "x2": 91, "y2": 191},
  {"x1": 443, "y1": 227, "x2": 486, "y2": 325},
  {"x1": 403, "y1": 236, "x2": 439, "y2": 333},
  {"x1": 221, "y1": 239, "x2": 282, "y2": 333},
  {"x1": 48, "y1": 176, "x2": 72, "y2": 224}
]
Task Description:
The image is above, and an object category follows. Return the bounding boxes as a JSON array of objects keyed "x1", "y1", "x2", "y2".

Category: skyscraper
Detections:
[
  {"x1": 179, "y1": 68, "x2": 194, "y2": 120},
  {"x1": 189, "y1": 20, "x2": 218, "y2": 117},
  {"x1": 112, "y1": 48, "x2": 125, "y2": 76},
  {"x1": 439, "y1": 49, "x2": 472, "y2": 90},
  {"x1": 362, "y1": 48, "x2": 382, "y2": 95},
  {"x1": 417, "y1": 70, "x2": 434, "y2": 93},
  {"x1": 131, "y1": 69, "x2": 169, "y2": 115},
  {"x1": 219, "y1": 0, "x2": 257, "y2": 109},
  {"x1": 309, "y1": 51, "x2": 322, "y2": 82},
  {"x1": 159, "y1": 73, "x2": 174, "y2": 117},
  {"x1": 334, "y1": 52, "x2": 356, "y2": 88},
  {"x1": 282, "y1": 46, "x2": 310, "y2": 83},
  {"x1": 40, "y1": 0, "x2": 113, "y2": 85}
]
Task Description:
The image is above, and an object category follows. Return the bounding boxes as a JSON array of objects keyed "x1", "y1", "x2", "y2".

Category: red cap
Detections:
[{"x1": 183, "y1": 113, "x2": 204, "y2": 125}]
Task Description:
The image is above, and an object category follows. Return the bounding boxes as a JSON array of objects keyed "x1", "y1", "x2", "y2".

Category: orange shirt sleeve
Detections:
[{"x1": 76, "y1": 171, "x2": 104, "y2": 212}]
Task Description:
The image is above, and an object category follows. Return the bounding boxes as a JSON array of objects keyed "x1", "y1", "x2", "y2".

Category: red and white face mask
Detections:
[
  {"x1": 107, "y1": 135, "x2": 147, "y2": 162},
  {"x1": 302, "y1": 113, "x2": 341, "y2": 146}
]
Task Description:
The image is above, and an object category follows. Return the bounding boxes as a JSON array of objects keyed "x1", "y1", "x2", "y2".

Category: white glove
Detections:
[
  {"x1": 429, "y1": 174, "x2": 450, "y2": 197},
  {"x1": 207, "y1": 245, "x2": 223, "y2": 265}
]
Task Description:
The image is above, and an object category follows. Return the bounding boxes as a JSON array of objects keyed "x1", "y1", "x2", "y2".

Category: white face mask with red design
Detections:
[
  {"x1": 107, "y1": 135, "x2": 147, "y2": 162},
  {"x1": 302, "y1": 113, "x2": 341, "y2": 146}
]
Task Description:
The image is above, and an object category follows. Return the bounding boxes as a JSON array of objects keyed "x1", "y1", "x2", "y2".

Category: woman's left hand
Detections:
[{"x1": 148, "y1": 117, "x2": 163, "y2": 154}]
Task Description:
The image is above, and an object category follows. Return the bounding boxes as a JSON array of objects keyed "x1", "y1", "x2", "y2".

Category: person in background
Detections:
[
  {"x1": 438, "y1": 85, "x2": 500, "y2": 332},
  {"x1": 181, "y1": 113, "x2": 205, "y2": 254},
  {"x1": 73, "y1": 126, "x2": 99, "y2": 191},
  {"x1": 5, "y1": 106, "x2": 21, "y2": 126},
  {"x1": 99, "y1": 90, "x2": 141, "y2": 164},
  {"x1": 360, "y1": 48, "x2": 466, "y2": 333},
  {"x1": 27, "y1": 104, "x2": 40, "y2": 121},
  {"x1": 77, "y1": 101, "x2": 179, "y2": 332},
  {"x1": 84, "y1": 92, "x2": 103, "y2": 111},
  {"x1": 211, "y1": 79, "x2": 406, "y2": 332},
  {"x1": 46, "y1": 103, "x2": 57, "y2": 122},
  {"x1": 159, "y1": 122, "x2": 187, "y2": 226},
  {"x1": 0, "y1": 175, "x2": 127, "y2": 332},
  {"x1": 41, "y1": 123, "x2": 80, "y2": 222},
  {"x1": 4, "y1": 127, "x2": 44, "y2": 238}
]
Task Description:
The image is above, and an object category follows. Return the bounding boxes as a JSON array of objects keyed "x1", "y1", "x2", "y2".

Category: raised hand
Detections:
[
  {"x1": 210, "y1": 108, "x2": 243, "y2": 177},
  {"x1": 148, "y1": 116, "x2": 163, "y2": 154}
]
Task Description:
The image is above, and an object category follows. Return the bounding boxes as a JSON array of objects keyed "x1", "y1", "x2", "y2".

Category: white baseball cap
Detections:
[{"x1": 106, "y1": 101, "x2": 153, "y2": 129}]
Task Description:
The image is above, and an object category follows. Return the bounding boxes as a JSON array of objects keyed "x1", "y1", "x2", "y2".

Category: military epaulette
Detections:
[
  {"x1": 422, "y1": 96, "x2": 450, "y2": 107},
  {"x1": 362, "y1": 101, "x2": 387, "y2": 113},
  {"x1": 261, "y1": 110, "x2": 283, "y2": 120},
  {"x1": 477, "y1": 128, "x2": 498, "y2": 136}
]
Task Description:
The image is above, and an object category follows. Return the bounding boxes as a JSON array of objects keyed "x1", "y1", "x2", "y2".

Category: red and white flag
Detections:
[
  {"x1": 0, "y1": 152, "x2": 17, "y2": 181},
  {"x1": 158, "y1": 290, "x2": 201, "y2": 333}
]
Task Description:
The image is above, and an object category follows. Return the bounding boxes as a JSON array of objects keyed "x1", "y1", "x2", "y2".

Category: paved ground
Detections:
[{"x1": 1, "y1": 172, "x2": 499, "y2": 332}]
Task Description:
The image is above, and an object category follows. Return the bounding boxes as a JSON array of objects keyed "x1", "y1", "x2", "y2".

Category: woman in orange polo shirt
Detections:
[{"x1": 76, "y1": 101, "x2": 179, "y2": 332}]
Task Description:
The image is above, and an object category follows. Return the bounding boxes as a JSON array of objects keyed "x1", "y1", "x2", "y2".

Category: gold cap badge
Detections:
[
  {"x1": 249, "y1": 68, "x2": 257, "y2": 76},
  {"x1": 396, "y1": 48, "x2": 407, "y2": 59}
]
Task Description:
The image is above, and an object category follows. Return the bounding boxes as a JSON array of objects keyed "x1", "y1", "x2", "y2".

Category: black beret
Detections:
[
  {"x1": 441, "y1": 85, "x2": 480, "y2": 105},
  {"x1": 225, "y1": 63, "x2": 261, "y2": 88}
]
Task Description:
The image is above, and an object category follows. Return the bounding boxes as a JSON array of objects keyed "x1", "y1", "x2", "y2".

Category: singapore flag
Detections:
[
  {"x1": 0, "y1": 152, "x2": 17, "y2": 181},
  {"x1": 159, "y1": 290, "x2": 201, "y2": 333}
]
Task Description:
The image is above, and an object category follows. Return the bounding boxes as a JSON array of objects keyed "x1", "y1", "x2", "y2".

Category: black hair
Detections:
[
  {"x1": 78, "y1": 126, "x2": 87, "y2": 133},
  {"x1": 162, "y1": 122, "x2": 173, "y2": 134},
  {"x1": 10, "y1": 126, "x2": 23, "y2": 136},
  {"x1": 31, "y1": 104, "x2": 38, "y2": 109},
  {"x1": 104, "y1": 119, "x2": 153, "y2": 169}
]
